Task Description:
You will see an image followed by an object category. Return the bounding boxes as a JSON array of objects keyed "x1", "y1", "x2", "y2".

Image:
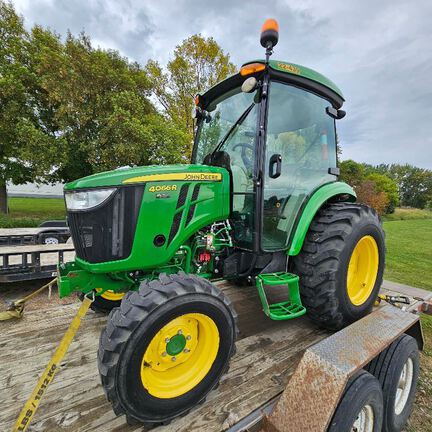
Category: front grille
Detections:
[{"x1": 68, "y1": 186, "x2": 144, "y2": 263}]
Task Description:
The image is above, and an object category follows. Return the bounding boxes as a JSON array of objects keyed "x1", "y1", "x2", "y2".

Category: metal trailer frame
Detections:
[
  {"x1": 0, "y1": 226, "x2": 70, "y2": 247},
  {"x1": 0, "y1": 244, "x2": 75, "y2": 282},
  {"x1": 226, "y1": 304, "x2": 423, "y2": 432}
]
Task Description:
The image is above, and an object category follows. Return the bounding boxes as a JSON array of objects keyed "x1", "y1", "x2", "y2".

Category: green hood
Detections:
[{"x1": 64, "y1": 164, "x2": 227, "y2": 190}]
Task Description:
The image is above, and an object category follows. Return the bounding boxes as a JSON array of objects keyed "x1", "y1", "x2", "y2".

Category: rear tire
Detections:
[
  {"x1": 328, "y1": 370, "x2": 383, "y2": 432},
  {"x1": 98, "y1": 272, "x2": 237, "y2": 425},
  {"x1": 365, "y1": 334, "x2": 419, "y2": 432},
  {"x1": 292, "y1": 203, "x2": 385, "y2": 330}
]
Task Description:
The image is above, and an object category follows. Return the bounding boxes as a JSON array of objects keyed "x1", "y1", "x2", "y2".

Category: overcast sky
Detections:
[{"x1": 12, "y1": 0, "x2": 432, "y2": 169}]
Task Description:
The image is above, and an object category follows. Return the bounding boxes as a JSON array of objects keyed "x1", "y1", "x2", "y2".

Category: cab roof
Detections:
[
  {"x1": 264, "y1": 59, "x2": 343, "y2": 99},
  {"x1": 199, "y1": 59, "x2": 344, "y2": 109}
]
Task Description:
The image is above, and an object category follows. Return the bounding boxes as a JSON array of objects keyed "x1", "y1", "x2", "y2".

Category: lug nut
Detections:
[
  {"x1": 178, "y1": 329, "x2": 183, "y2": 335},
  {"x1": 187, "y1": 335, "x2": 191, "y2": 340},
  {"x1": 165, "y1": 337, "x2": 170, "y2": 343},
  {"x1": 171, "y1": 356, "x2": 176, "y2": 362},
  {"x1": 162, "y1": 352, "x2": 167, "y2": 357},
  {"x1": 184, "y1": 349, "x2": 190, "y2": 353}
]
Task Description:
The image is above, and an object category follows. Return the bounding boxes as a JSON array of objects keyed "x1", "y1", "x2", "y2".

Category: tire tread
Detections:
[
  {"x1": 292, "y1": 202, "x2": 384, "y2": 330},
  {"x1": 97, "y1": 272, "x2": 238, "y2": 424}
]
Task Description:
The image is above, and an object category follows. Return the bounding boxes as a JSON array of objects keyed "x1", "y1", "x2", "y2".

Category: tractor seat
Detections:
[{"x1": 203, "y1": 151, "x2": 231, "y2": 172}]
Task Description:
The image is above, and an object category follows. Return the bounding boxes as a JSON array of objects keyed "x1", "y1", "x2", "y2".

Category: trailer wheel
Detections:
[
  {"x1": 293, "y1": 203, "x2": 385, "y2": 330},
  {"x1": 328, "y1": 370, "x2": 383, "y2": 432},
  {"x1": 78, "y1": 290, "x2": 125, "y2": 313},
  {"x1": 39, "y1": 233, "x2": 60, "y2": 245},
  {"x1": 98, "y1": 272, "x2": 237, "y2": 425},
  {"x1": 365, "y1": 334, "x2": 419, "y2": 432}
]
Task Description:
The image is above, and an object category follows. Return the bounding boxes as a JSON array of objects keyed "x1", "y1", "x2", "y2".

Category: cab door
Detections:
[{"x1": 261, "y1": 81, "x2": 338, "y2": 251}]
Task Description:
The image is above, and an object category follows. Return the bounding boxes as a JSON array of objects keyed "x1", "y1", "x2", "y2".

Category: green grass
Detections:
[
  {"x1": 382, "y1": 207, "x2": 432, "y2": 221},
  {"x1": 384, "y1": 219, "x2": 432, "y2": 290},
  {"x1": 0, "y1": 197, "x2": 66, "y2": 228}
]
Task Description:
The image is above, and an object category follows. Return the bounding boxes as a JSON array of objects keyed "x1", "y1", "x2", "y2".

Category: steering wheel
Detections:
[{"x1": 232, "y1": 143, "x2": 254, "y2": 172}]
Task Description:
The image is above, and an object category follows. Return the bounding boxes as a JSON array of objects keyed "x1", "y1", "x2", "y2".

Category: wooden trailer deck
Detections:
[{"x1": 0, "y1": 280, "x2": 430, "y2": 432}]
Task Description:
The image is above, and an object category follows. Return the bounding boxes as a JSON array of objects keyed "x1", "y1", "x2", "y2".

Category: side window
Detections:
[{"x1": 262, "y1": 81, "x2": 337, "y2": 251}]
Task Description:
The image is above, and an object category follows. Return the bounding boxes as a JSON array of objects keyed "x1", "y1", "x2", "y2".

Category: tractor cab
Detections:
[{"x1": 192, "y1": 30, "x2": 345, "y2": 255}]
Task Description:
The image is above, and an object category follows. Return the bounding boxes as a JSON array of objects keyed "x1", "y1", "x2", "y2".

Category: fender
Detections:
[{"x1": 288, "y1": 182, "x2": 356, "y2": 256}]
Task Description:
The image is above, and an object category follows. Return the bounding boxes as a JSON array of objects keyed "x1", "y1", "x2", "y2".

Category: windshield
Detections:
[
  {"x1": 194, "y1": 85, "x2": 260, "y2": 249},
  {"x1": 194, "y1": 87, "x2": 259, "y2": 177}
]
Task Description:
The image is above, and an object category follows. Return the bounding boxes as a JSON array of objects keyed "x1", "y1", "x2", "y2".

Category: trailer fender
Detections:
[{"x1": 288, "y1": 182, "x2": 356, "y2": 256}]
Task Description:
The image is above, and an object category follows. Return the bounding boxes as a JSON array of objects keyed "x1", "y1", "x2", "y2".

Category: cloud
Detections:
[
  {"x1": 12, "y1": 0, "x2": 432, "y2": 168},
  {"x1": 13, "y1": 0, "x2": 154, "y2": 59}
]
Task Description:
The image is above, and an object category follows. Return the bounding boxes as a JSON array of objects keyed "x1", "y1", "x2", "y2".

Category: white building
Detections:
[{"x1": 7, "y1": 182, "x2": 64, "y2": 198}]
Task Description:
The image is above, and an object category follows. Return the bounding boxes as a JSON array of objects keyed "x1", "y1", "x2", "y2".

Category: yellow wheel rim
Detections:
[
  {"x1": 141, "y1": 313, "x2": 220, "y2": 399},
  {"x1": 95, "y1": 289, "x2": 125, "y2": 302},
  {"x1": 346, "y1": 235, "x2": 379, "y2": 306}
]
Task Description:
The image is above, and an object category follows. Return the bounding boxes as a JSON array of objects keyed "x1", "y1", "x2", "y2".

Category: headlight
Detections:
[{"x1": 65, "y1": 188, "x2": 116, "y2": 211}]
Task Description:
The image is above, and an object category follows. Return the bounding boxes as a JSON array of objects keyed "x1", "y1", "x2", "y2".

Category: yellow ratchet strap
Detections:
[
  {"x1": 12, "y1": 295, "x2": 93, "y2": 432},
  {"x1": 0, "y1": 278, "x2": 57, "y2": 321}
]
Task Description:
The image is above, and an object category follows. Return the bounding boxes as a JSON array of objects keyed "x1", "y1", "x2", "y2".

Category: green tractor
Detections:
[{"x1": 58, "y1": 19, "x2": 384, "y2": 425}]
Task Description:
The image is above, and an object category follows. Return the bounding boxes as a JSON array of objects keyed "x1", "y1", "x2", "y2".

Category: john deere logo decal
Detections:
[
  {"x1": 184, "y1": 173, "x2": 221, "y2": 181},
  {"x1": 277, "y1": 63, "x2": 301, "y2": 75},
  {"x1": 123, "y1": 172, "x2": 222, "y2": 184}
]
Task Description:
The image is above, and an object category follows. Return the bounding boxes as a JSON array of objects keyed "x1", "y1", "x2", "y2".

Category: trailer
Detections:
[
  {"x1": 0, "y1": 279, "x2": 429, "y2": 431},
  {"x1": 0, "y1": 224, "x2": 69, "y2": 247},
  {"x1": 0, "y1": 243, "x2": 75, "y2": 282}
]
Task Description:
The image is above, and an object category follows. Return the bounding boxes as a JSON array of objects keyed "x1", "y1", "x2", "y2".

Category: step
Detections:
[{"x1": 256, "y1": 272, "x2": 306, "y2": 321}]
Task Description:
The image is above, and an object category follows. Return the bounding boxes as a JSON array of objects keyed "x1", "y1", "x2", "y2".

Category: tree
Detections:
[
  {"x1": 385, "y1": 164, "x2": 432, "y2": 209},
  {"x1": 1, "y1": 2, "x2": 190, "y2": 203},
  {"x1": 366, "y1": 173, "x2": 399, "y2": 213},
  {"x1": 20, "y1": 29, "x2": 190, "y2": 182},
  {"x1": 0, "y1": 1, "x2": 35, "y2": 213},
  {"x1": 355, "y1": 180, "x2": 389, "y2": 216},
  {"x1": 146, "y1": 34, "x2": 236, "y2": 148},
  {"x1": 339, "y1": 159, "x2": 365, "y2": 188},
  {"x1": 339, "y1": 159, "x2": 398, "y2": 215}
]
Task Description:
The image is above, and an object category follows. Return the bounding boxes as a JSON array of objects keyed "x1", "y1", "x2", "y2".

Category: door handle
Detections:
[{"x1": 269, "y1": 154, "x2": 282, "y2": 179}]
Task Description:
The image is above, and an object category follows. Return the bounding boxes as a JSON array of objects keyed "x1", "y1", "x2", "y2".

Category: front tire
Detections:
[
  {"x1": 98, "y1": 272, "x2": 237, "y2": 425},
  {"x1": 293, "y1": 203, "x2": 385, "y2": 330}
]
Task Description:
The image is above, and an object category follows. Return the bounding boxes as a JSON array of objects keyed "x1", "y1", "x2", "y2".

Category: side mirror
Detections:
[
  {"x1": 192, "y1": 106, "x2": 211, "y2": 122},
  {"x1": 326, "y1": 106, "x2": 346, "y2": 120},
  {"x1": 269, "y1": 154, "x2": 282, "y2": 179}
]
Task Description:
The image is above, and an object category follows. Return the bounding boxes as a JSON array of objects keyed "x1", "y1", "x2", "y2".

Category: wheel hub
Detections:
[
  {"x1": 347, "y1": 235, "x2": 379, "y2": 306},
  {"x1": 351, "y1": 404, "x2": 374, "y2": 432},
  {"x1": 144, "y1": 316, "x2": 198, "y2": 371},
  {"x1": 395, "y1": 357, "x2": 414, "y2": 415},
  {"x1": 166, "y1": 334, "x2": 187, "y2": 356},
  {"x1": 140, "y1": 313, "x2": 220, "y2": 399}
]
